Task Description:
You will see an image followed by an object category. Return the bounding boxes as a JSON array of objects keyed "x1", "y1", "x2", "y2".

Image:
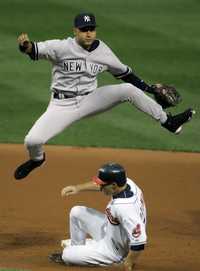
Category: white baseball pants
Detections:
[
  {"x1": 24, "y1": 83, "x2": 167, "y2": 160},
  {"x1": 62, "y1": 205, "x2": 122, "y2": 266}
]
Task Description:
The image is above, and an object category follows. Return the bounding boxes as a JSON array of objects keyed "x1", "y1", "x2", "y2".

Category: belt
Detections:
[{"x1": 53, "y1": 91, "x2": 90, "y2": 99}]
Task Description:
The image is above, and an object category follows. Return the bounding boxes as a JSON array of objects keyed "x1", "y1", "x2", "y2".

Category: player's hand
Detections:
[
  {"x1": 123, "y1": 261, "x2": 135, "y2": 271},
  {"x1": 115, "y1": 261, "x2": 135, "y2": 271},
  {"x1": 123, "y1": 250, "x2": 140, "y2": 271},
  {"x1": 61, "y1": 185, "x2": 79, "y2": 197},
  {"x1": 151, "y1": 83, "x2": 182, "y2": 109},
  {"x1": 17, "y1": 33, "x2": 32, "y2": 54},
  {"x1": 17, "y1": 33, "x2": 30, "y2": 46}
]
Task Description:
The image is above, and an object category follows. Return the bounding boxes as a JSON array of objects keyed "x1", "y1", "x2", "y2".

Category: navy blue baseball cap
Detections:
[{"x1": 74, "y1": 12, "x2": 97, "y2": 29}]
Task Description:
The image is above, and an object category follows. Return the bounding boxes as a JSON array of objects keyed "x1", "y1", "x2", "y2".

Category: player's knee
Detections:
[
  {"x1": 24, "y1": 134, "x2": 44, "y2": 148},
  {"x1": 62, "y1": 248, "x2": 79, "y2": 264},
  {"x1": 123, "y1": 83, "x2": 137, "y2": 92},
  {"x1": 122, "y1": 83, "x2": 133, "y2": 88},
  {"x1": 70, "y1": 206, "x2": 85, "y2": 219},
  {"x1": 118, "y1": 83, "x2": 137, "y2": 98},
  {"x1": 62, "y1": 248, "x2": 73, "y2": 263},
  {"x1": 121, "y1": 83, "x2": 144, "y2": 101},
  {"x1": 62, "y1": 246, "x2": 88, "y2": 265}
]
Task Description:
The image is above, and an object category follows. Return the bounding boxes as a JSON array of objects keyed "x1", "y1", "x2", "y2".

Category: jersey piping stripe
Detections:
[
  {"x1": 130, "y1": 241, "x2": 147, "y2": 246},
  {"x1": 112, "y1": 186, "x2": 138, "y2": 205},
  {"x1": 130, "y1": 244, "x2": 145, "y2": 251},
  {"x1": 36, "y1": 43, "x2": 39, "y2": 60},
  {"x1": 34, "y1": 42, "x2": 39, "y2": 60},
  {"x1": 114, "y1": 67, "x2": 131, "y2": 79}
]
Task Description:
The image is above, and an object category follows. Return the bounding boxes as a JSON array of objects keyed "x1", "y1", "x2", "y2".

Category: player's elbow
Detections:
[{"x1": 69, "y1": 206, "x2": 86, "y2": 220}]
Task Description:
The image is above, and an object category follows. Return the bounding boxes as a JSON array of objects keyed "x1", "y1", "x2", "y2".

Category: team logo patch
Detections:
[
  {"x1": 105, "y1": 208, "x2": 120, "y2": 226},
  {"x1": 84, "y1": 16, "x2": 91, "y2": 22},
  {"x1": 132, "y1": 224, "x2": 141, "y2": 238}
]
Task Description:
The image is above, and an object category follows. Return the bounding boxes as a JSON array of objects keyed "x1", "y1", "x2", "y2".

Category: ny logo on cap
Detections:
[{"x1": 84, "y1": 15, "x2": 91, "y2": 22}]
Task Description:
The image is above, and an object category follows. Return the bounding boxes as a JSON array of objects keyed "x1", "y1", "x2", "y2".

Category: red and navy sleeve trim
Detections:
[{"x1": 130, "y1": 244, "x2": 145, "y2": 251}]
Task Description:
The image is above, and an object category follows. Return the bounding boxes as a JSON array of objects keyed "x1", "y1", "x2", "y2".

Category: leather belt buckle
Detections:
[
  {"x1": 53, "y1": 92, "x2": 75, "y2": 99},
  {"x1": 53, "y1": 91, "x2": 90, "y2": 99}
]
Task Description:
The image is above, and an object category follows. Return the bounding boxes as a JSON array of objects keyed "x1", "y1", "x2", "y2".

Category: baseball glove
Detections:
[{"x1": 151, "y1": 84, "x2": 182, "y2": 109}]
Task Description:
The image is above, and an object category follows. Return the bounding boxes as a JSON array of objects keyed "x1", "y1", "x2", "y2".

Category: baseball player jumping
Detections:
[
  {"x1": 15, "y1": 12, "x2": 195, "y2": 180},
  {"x1": 49, "y1": 163, "x2": 147, "y2": 271}
]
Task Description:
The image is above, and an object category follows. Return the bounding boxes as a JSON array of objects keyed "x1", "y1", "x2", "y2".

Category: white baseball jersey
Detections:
[
  {"x1": 104, "y1": 178, "x2": 147, "y2": 258},
  {"x1": 62, "y1": 178, "x2": 147, "y2": 266},
  {"x1": 33, "y1": 37, "x2": 131, "y2": 93}
]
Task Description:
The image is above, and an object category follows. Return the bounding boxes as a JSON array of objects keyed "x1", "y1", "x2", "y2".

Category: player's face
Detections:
[
  {"x1": 74, "y1": 26, "x2": 96, "y2": 50},
  {"x1": 101, "y1": 183, "x2": 117, "y2": 196}
]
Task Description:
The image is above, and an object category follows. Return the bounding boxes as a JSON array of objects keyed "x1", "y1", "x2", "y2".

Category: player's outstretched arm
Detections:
[
  {"x1": 121, "y1": 72, "x2": 181, "y2": 108},
  {"x1": 61, "y1": 181, "x2": 99, "y2": 197},
  {"x1": 17, "y1": 33, "x2": 33, "y2": 54}
]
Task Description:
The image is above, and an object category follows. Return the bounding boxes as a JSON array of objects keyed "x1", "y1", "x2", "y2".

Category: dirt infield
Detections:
[{"x1": 0, "y1": 144, "x2": 199, "y2": 271}]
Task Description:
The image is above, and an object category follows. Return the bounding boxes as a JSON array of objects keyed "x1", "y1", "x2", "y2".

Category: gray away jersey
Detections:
[{"x1": 32, "y1": 37, "x2": 131, "y2": 93}]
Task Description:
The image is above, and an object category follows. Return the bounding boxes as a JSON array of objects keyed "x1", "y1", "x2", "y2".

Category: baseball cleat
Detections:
[
  {"x1": 48, "y1": 252, "x2": 64, "y2": 264},
  {"x1": 162, "y1": 108, "x2": 195, "y2": 134},
  {"x1": 14, "y1": 153, "x2": 45, "y2": 180}
]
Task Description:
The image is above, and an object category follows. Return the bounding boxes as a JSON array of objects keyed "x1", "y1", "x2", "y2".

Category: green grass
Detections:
[{"x1": 0, "y1": 0, "x2": 199, "y2": 151}]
